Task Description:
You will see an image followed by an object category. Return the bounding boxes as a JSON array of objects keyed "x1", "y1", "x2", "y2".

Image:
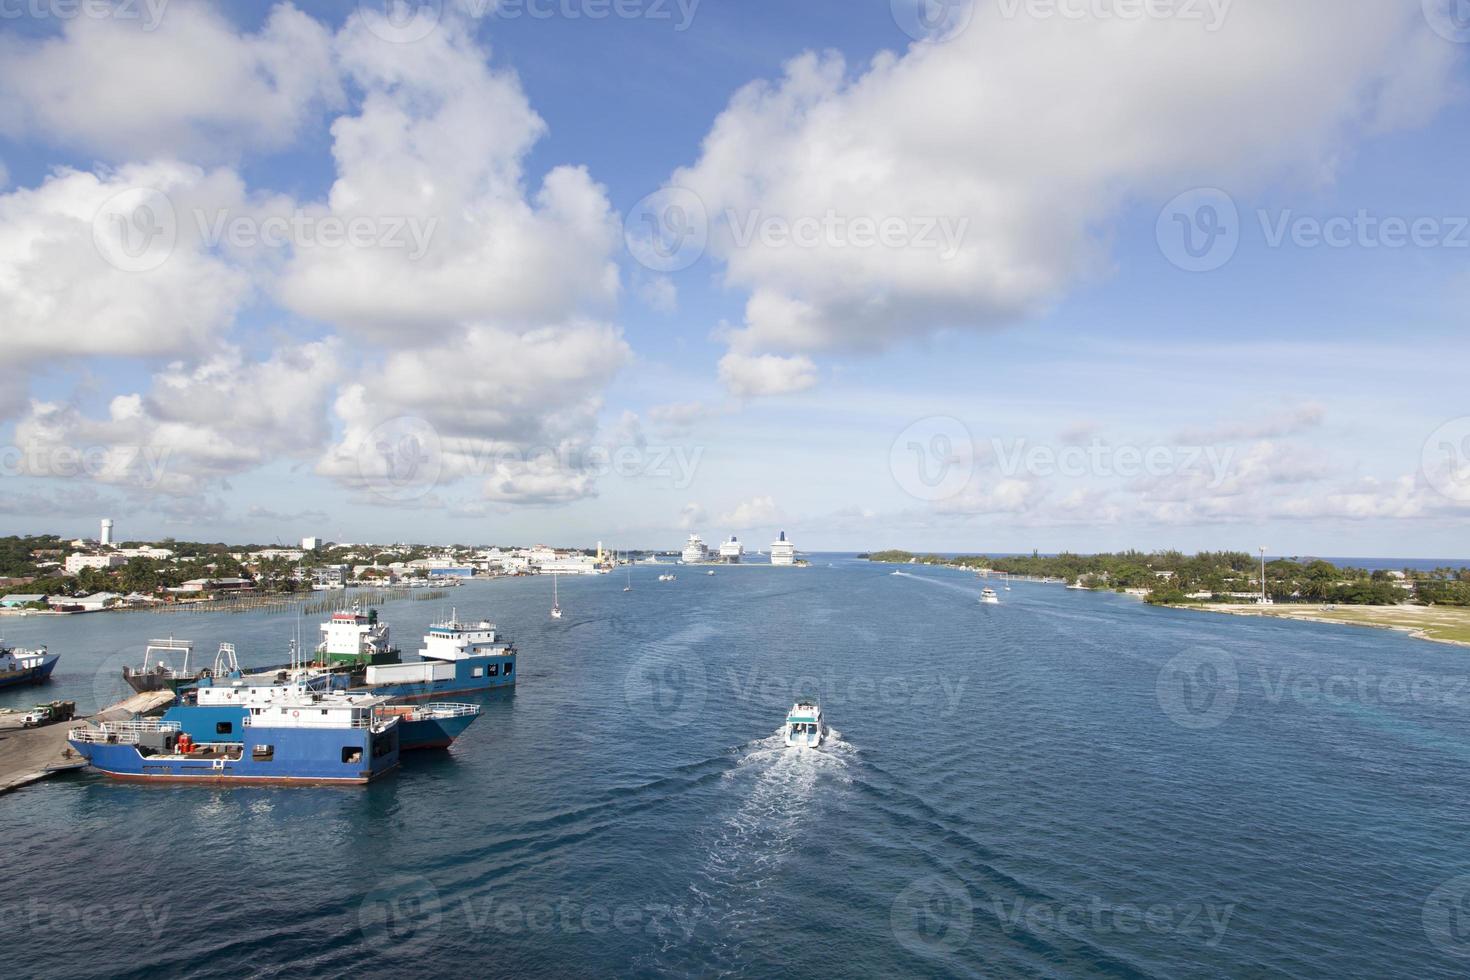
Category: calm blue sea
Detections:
[{"x1": 5, "y1": 559, "x2": 1470, "y2": 978}]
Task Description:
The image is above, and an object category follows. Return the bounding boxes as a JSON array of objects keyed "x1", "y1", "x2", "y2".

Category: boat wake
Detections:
[
  {"x1": 889, "y1": 570, "x2": 987, "y2": 600},
  {"x1": 656, "y1": 730, "x2": 855, "y2": 971}
]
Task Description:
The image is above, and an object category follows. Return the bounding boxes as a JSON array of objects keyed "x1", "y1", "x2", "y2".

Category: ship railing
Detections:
[
  {"x1": 416, "y1": 703, "x2": 482, "y2": 718},
  {"x1": 69, "y1": 719, "x2": 181, "y2": 744}
]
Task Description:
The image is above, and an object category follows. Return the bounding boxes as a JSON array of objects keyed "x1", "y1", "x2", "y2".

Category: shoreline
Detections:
[{"x1": 1174, "y1": 602, "x2": 1470, "y2": 649}]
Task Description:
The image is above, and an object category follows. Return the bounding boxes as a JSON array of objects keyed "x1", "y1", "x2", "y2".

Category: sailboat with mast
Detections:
[
  {"x1": 623, "y1": 571, "x2": 632, "y2": 592},
  {"x1": 550, "y1": 572, "x2": 563, "y2": 619}
]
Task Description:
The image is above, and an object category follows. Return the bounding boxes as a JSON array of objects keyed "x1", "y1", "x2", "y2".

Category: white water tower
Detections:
[{"x1": 100, "y1": 518, "x2": 114, "y2": 547}]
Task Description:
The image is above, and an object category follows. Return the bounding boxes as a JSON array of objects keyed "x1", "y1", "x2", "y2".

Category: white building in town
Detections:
[
  {"x1": 537, "y1": 554, "x2": 601, "y2": 575},
  {"x1": 65, "y1": 553, "x2": 127, "y2": 575},
  {"x1": 769, "y1": 531, "x2": 796, "y2": 566}
]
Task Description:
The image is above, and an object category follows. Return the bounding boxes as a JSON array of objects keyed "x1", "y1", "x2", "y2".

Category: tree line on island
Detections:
[
  {"x1": 0, "y1": 534, "x2": 448, "y2": 603},
  {"x1": 858, "y1": 550, "x2": 1470, "y2": 607}
]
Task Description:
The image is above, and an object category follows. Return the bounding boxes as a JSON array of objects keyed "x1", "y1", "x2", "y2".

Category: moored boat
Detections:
[
  {"x1": 347, "y1": 615, "x2": 516, "y2": 701},
  {"x1": 0, "y1": 640, "x2": 58, "y2": 690},
  {"x1": 68, "y1": 697, "x2": 401, "y2": 785},
  {"x1": 122, "y1": 638, "x2": 207, "y2": 694},
  {"x1": 167, "y1": 670, "x2": 480, "y2": 752}
]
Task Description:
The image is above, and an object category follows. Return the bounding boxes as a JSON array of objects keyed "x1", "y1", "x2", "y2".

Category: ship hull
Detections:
[
  {"x1": 0, "y1": 653, "x2": 58, "y2": 689},
  {"x1": 353, "y1": 652, "x2": 516, "y2": 703},
  {"x1": 70, "y1": 724, "x2": 398, "y2": 785},
  {"x1": 398, "y1": 711, "x2": 477, "y2": 750},
  {"x1": 166, "y1": 703, "x2": 478, "y2": 752},
  {"x1": 121, "y1": 670, "x2": 196, "y2": 695}
]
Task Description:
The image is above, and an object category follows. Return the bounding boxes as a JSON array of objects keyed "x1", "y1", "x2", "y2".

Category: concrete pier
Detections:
[{"x1": 0, "y1": 690, "x2": 175, "y2": 796}]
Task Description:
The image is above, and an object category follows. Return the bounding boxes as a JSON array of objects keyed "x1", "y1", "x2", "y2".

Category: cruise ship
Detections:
[
  {"x1": 681, "y1": 534, "x2": 709, "y2": 564},
  {"x1": 718, "y1": 535, "x2": 743, "y2": 563},
  {"x1": 769, "y1": 531, "x2": 797, "y2": 566}
]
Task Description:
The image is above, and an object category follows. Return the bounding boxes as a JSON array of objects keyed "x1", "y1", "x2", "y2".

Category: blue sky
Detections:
[{"x1": 0, "y1": 0, "x2": 1468, "y2": 556}]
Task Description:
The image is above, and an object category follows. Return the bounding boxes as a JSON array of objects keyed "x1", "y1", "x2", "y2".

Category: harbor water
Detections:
[{"x1": 5, "y1": 559, "x2": 1470, "y2": 977}]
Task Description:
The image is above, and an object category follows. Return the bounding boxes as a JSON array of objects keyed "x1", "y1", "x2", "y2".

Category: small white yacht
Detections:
[
  {"x1": 784, "y1": 702, "x2": 825, "y2": 749},
  {"x1": 979, "y1": 588, "x2": 1000, "y2": 605},
  {"x1": 550, "y1": 573, "x2": 563, "y2": 619},
  {"x1": 706, "y1": 570, "x2": 715, "y2": 576},
  {"x1": 658, "y1": 573, "x2": 677, "y2": 582}
]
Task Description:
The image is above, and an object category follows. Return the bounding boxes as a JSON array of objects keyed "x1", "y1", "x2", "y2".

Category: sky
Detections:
[{"x1": 0, "y1": 0, "x2": 1468, "y2": 556}]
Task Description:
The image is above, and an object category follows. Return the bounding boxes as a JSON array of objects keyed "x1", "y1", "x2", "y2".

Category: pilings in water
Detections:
[{"x1": 129, "y1": 588, "x2": 453, "y2": 616}]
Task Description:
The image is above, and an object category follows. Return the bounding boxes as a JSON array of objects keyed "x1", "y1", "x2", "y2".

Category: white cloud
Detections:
[
  {"x1": 638, "y1": 276, "x2": 678, "y2": 312},
  {"x1": 0, "y1": 161, "x2": 254, "y2": 410},
  {"x1": 275, "y1": 13, "x2": 620, "y2": 342},
  {"x1": 717, "y1": 352, "x2": 817, "y2": 397},
  {"x1": 13, "y1": 341, "x2": 343, "y2": 495},
  {"x1": 317, "y1": 322, "x2": 631, "y2": 504},
  {"x1": 647, "y1": 401, "x2": 716, "y2": 435},
  {"x1": 678, "y1": 501, "x2": 707, "y2": 530},
  {"x1": 673, "y1": 2, "x2": 1457, "y2": 362},
  {"x1": 718, "y1": 495, "x2": 784, "y2": 528},
  {"x1": 0, "y1": 3, "x2": 342, "y2": 162}
]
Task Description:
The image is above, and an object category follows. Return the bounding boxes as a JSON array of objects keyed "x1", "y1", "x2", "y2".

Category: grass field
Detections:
[{"x1": 1178, "y1": 603, "x2": 1470, "y2": 647}]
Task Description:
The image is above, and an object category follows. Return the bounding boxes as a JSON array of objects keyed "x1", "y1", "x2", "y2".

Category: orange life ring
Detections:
[{"x1": 292, "y1": 710, "x2": 300, "y2": 718}]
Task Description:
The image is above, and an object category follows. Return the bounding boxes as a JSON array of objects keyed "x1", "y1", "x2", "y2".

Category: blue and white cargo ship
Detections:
[
  {"x1": 347, "y1": 615, "x2": 516, "y2": 701},
  {"x1": 0, "y1": 641, "x2": 58, "y2": 690},
  {"x1": 67, "y1": 695, "x2": 401, "y2": 785},
  {"x1": 168, "y1": 667, "x2": 480, "y2": 751}
]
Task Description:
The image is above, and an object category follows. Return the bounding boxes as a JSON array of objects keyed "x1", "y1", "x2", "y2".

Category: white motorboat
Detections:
[
  {"x1": 979, "y1": 588, "x2": 1000, "y2": 605},
  {"x1": 784, "y1": 702, "x2": 825, "y2": 749}
]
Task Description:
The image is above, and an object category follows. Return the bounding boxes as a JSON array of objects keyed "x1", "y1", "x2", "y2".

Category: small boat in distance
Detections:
[
  {"x1": 0, "y1": 640, "x2": 58, "y2": 690},
  {"x1": 624, "y1": 571, "x2": 632, "y2": 592},
  {"x1": 658, "y1": 573, "x2": 676, "y2": 582},
  {"x1": 784, "y1": 702, "x2": 825, "y2": 749},
  {"x1": 551, "y1": 573, "x2": 563, "y2": 619},
  {"x1": 980, "y1": 588, "x2": 1000, "y2": 605},
  {"x1": 706, "y1": 570, "x2": 715, "y2": 576}
]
